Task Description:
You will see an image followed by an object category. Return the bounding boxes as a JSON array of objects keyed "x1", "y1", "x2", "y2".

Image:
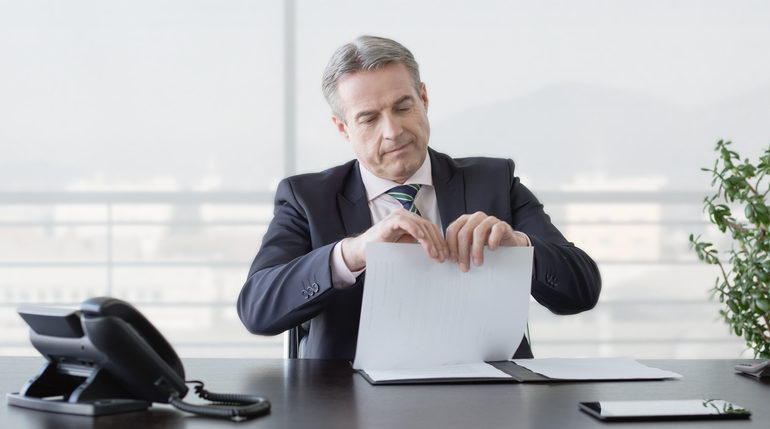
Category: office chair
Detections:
[{"x1": 287, "y1": 322, "x2": 310, "y2": 359}]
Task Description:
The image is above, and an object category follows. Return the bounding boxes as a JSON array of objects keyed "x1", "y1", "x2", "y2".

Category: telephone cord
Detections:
[{"x1": 167, "y1": 380, "x2": 270, "y2": 421}]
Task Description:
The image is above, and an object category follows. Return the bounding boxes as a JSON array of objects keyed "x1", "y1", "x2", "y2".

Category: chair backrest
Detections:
[{"x1": 287, "y1": 322, "x2": 310, "y2": 359}]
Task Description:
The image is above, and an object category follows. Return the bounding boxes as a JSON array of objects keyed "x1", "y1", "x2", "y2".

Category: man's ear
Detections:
[
  {"x1": 420, "y1": 82, "x2": 429, "y2": 112},
  {"x1": 331, "y1": 115, "x2": 349, "y2": 140}
]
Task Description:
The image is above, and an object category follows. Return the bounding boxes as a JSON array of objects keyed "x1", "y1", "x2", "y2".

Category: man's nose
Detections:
[{"x1": 381, "y1": 112, "x2": 403, "y2": 139}]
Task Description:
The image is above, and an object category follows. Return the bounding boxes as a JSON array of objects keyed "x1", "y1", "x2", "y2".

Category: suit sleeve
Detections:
[
  {"x1": 237, "y1": 178, "x2": 342, "y2": 335},
  {"x1": 506, "y1": 159, "x2": 602, "y2": 314}
]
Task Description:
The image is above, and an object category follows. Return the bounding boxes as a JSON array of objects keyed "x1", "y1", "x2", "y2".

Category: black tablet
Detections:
[{"x1": 579, "y1": 399, "x2": 751, "y2": 421}]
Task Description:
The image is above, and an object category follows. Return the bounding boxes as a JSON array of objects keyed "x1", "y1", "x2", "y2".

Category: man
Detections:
[{"x1": 238, "y1": 35, "x2": 601, "y2": 359}]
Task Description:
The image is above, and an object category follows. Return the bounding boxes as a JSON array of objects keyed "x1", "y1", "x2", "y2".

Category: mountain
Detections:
[{"x1": 431, "y1": 83, "x2": 770, "y2": 190}]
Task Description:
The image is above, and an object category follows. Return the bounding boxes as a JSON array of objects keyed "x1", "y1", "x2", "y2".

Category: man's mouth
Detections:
[{"x1": 383, "y1": 141, "x2": 412, "y2": 155}]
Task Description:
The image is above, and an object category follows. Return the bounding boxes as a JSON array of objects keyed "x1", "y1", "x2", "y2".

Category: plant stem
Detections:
[
  {"x1": 725, "y1": 218, "x2": 750, "y2": 233},
  {"x1": 713, "y1": 258, "x2": 733, "y2": 291}
]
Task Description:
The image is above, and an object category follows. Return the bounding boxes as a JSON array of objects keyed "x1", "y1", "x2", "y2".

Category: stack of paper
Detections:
[
  {"x1": 511, "y1": 357, "x2": 682, "y2": 380},
  {"x1": 353, "y1": 243, "x2": 533, "y2": 382}
]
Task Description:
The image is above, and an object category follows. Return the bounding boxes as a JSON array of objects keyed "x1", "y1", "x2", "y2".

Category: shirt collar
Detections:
[{"x1": 359, "y1": 152, "x2": 433, "y2": 202}]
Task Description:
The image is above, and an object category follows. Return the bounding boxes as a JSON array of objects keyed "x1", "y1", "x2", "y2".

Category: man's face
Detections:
[{"x1": 332, "y1": 62, "x2": 430, "y2": 184}]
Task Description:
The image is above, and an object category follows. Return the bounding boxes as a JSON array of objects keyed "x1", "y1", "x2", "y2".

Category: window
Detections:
[{"x1": 2, "y1": 0, "x2": 768, "y2": 358}]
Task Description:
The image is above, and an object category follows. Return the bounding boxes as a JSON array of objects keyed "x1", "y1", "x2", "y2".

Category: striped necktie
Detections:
[{"x1": 386, "y1": 184, "x2": 422, "y2": 216}]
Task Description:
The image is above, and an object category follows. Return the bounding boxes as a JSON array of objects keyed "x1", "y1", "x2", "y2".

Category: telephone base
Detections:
[{"x1": 7, "y1": 393, "x2": 150, "y2": 416}]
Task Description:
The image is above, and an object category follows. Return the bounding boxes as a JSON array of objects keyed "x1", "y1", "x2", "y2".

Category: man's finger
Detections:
[
  {"x1": 393, "y1": 212, "x2": 446, "y2": 260},
  {"x1": 456, "y1": 216, "x2": 482, "y2": 272},
  {"x1": 445, "y1": 215, "x2": 467, "y2": 263},
  {"x1": 395, "y1": 217, "x2": 435, "y2": 252},
  {"x1": 431, "y1": 223, "x2": 448, "y2": 261},
  {"x1": 487, "y1": 221, "x2": 510, "y2": 250},
  {"x1": 471, "y1": 217, "x2": 497, "y2": 266}
]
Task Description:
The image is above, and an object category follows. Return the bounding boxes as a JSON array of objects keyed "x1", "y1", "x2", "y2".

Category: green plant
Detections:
[{"x1": 690, "y1": 140, "x2": 770, "y2": 358}]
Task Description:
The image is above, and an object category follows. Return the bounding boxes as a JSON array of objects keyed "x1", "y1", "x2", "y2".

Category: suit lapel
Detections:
[
  {"x1": 337, "y1": 152, "x2": 465, "y2": 236},
  {"x1": 337, "y1": 162, "x2": 372, "y2": 236},
  {"x1": 430, "y1": 149, "x2": 466, "y2": 234}
]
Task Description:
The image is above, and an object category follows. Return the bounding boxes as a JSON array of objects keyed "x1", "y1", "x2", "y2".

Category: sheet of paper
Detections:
[
  {"x1": 353, "y1": 242, "x2": 533, "y2": 372},
  {"x1": 511, "y1": 357, "x2": 683, "y2": 380},
  {"x1": 364, "y1": 362, "x2": 512, "y2": 383}
]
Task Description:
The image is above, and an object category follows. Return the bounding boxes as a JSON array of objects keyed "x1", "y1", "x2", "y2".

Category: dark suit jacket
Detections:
[{"x1": 237, "y1": 149, "x2": 601, "y2": 359}]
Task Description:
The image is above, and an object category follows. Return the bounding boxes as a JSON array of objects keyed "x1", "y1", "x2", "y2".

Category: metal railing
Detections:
[
  {"x1": 0, "y1": 190, "x2": 737, "y2": 357},
  {"x1": 0, "y1": 189, "x2": 715, "y2": 298}
]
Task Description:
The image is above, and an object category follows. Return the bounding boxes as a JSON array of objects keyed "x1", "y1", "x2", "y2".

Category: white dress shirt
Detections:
[{"x1": 330, "y1": 155, "x2": 440, "y2": 287}]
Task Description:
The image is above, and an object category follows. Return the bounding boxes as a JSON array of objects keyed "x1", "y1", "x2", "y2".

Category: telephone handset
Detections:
[{"x1": 7, "y1": 297, "x2": 270, "y2": 421}]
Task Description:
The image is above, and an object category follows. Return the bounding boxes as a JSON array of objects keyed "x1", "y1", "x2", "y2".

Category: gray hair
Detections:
[{"x1": 321, "y1": 35, "x2": 421, "y2": 120}]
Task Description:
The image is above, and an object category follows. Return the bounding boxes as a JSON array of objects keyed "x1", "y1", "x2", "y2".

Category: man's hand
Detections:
[
  {"x1": 340, "y1": 209, "x2": 448, "y2": 271},
  {"x1": 445, "y1": 211, "x2": 529, "y2": 272}
]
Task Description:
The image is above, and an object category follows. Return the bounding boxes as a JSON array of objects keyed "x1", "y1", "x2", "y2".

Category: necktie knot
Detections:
[{"x1": 386, "y1": 184, "x2": 422, "y2": 215}]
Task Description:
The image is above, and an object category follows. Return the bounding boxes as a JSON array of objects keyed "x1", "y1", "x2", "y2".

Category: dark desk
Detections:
[{"x1": 2, "y1": 357, "x2": 768, "y2": 428}]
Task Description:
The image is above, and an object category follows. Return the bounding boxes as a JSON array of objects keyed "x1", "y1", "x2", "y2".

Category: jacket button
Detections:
[
  {"x1": 312, "y1": 282, "x2": 320, "y2": 292},
  {"x1": 301, "y1": 290, "x2": 309, "y2": 299}
]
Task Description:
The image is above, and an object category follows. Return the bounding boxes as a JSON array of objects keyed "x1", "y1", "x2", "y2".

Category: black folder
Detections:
[{"x1": 358, "y1": 361, "x2": 557, "y2": 385}]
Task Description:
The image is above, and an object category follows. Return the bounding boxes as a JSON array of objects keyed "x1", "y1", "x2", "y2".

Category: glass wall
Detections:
[
  {"x1": 0, "y1": 0, "x2": 285, "y2": 357},
  {"x1": 2, "y1": 0, "x2": 769, "y2": 358}
]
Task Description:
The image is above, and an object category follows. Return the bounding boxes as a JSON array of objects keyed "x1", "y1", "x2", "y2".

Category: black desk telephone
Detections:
[{"x1": 7, "y1": 297, "x2": 270, "y2": 421}]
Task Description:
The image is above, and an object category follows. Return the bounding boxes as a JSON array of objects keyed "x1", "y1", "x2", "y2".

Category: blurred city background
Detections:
[{"x1": 1, "y1": 0, "x2": 769, "y2": 358}]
